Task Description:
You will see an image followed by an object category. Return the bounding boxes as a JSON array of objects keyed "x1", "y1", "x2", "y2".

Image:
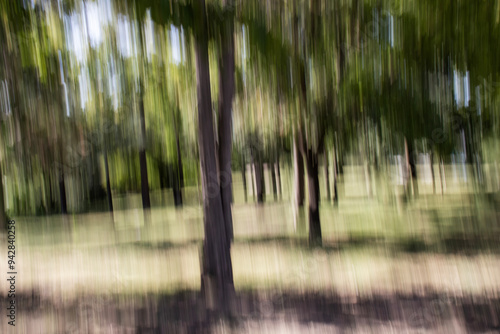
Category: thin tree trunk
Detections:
[
  {"x1": 241, "y1": 157, "x2": 247, "y2": 203},
  {"x1": 440, "y1": 157, "x2": 446, "y2": 196},
  {"x1": 404, "y1": 138, "x2": 411, "y2": 199},
  {"x1": 430, "y1": 151, "x2": 435, "y2": 194},
  {"x1": 172, "y1": 168, "x2": 182, "y2": 206},
  {"x1": 195, "y1": 0, "x2": 234, "y2": 312},
  {"x1": 294, "y1": 134, "x2": 305, "y2": 207},
  {"x1": 271, "y1": 161, "x2": 278, "y2": 200},
  {"x1": 324, "y1": 153, "x2": 331, "y2": 201},
  {"x1": 332, "y1": 146, "x2": 338, "y2": 206},
  {"x1": 276, "y1": 158, "x2": 282, "y2": 199},
  {"x1": 47, "y1": 171, "x2": 54, "y2": 213},
  {"x1": 306, "y1": 153, "x2": 322, "y2": 246},
  {"x1": 218, "y1": 6, "x2": 235, "y2": 241},
  {"x1": 254, "y1": 160, "x2": 264, "y2": 203},
  {"x1": 158, "y1": 160, "x2": 167, "y2": 189},
  {"x1": 59, "y1": 169, "x2": 67, "y2": 214},
  {"x1": 171, "y1": 92, "x2": 184, "y2": 207},
  {"x1": 364, "y1": 161, "x2": 372, "y2": 198},
  {"x1": 139, "y1": 85, "x2": 151, "y2": 210},
  {"x1": 406, "y1": 138, "x2": 418, "y2": 197},
  {"x1": 104, "y1": 150, "x2": 113, "y2": 213},
  {"x1": 173, "y1": 131, "x2": 183, "y2": 207},
  {"x1": 175, "y1": 134, "x2": 184, "y2": 206},
  {"x1": 250, "y1": 162, "x2": 256, "y2": 201}
]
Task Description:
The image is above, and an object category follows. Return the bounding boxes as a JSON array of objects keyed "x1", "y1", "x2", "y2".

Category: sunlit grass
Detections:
[{"x1": 1, "y1": 166, "x2": 499, "y2": 311}]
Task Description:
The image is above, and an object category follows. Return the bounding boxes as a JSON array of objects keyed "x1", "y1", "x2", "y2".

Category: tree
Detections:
[{"x1": 194, "y1": 0, "x2": 235, "y2": 311}]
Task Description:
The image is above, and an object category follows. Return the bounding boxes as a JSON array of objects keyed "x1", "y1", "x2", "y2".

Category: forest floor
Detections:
[
  {"x1": 1, "y1": 182, "x2": 500, "y2": 333},
  {"x1": 2, "y1": 289, "x2": 500, "y2": 333}
]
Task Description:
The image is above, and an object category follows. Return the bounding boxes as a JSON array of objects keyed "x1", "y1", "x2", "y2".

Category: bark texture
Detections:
[
  {"x1": 294, "y1": 134, "x2": 305, "y2": 207},
  {"x1": 195, "y1": 0, "x2": 234, "y2": 312},
  {"x1": 218, "y1": 9, "x2": 235, "y2": 241},
  {"x1": 59, "y1": 170, "x2": 67, "y2": 214},
  {"x1": 139, "y1": 85, "x2": 151, "y2": 210}
]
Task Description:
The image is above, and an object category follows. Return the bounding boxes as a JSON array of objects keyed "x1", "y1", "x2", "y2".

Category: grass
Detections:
[{"x1": 1, "y1": 166, "x2": 499, "y2": 332}]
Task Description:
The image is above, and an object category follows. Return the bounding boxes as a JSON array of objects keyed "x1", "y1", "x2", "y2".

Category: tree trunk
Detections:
[
  {"x1": 294, "y1": 134, "x2": 305, "y2": 207},
  {"x1": 305, "y1": 152, "x2": 322, "y2": 246},
  {"x1": 59, "y1": 169, "x2": 67, "y2": 214},
  {"x1": 430, "y1": 151, "x2": 435, "y2": 194},
  {"x1": 104, "y1": 150, "x2": 113, "y2": 213},
  {"x1": 218, "y1": 7, "x2": 235, "y2": 241},
  {"x1": 46, "y1": 171, "x2": 55, "y2": 213},
  {"x1": 406, "y1": 138, "x2": 418, "y2": 197},
  {"x1": 254, "y1": 160, "x2": 265, "y2": 203},
  {"x1": 241, "y1": 157, "x2": 247, "y2": 203},
  {"x1": 195, "y1": 0, "x2": 234, "y2": 312},
  {"x1": 250, "y1": 162, "x2": 256, "y2": 201},
  {"x1": 364, "y1": 161, "x2": 372, "y2": 198},
  {"x1": 439, "y1": 157, "x2": 445, "y2": 196},
  {"x1": 271, "y1": 162, "x2": 278, "y2": 200},
  {"x1": 171, "y1": 94, "x2": 184, "y2": 207},
  {"x1": 174, "y1": 138, "x2": 184, "y2": 207},
  {"x1": 172, "y1": 167, "x2": 183, "y2": 207},
  {"x1": 332, "y1": 146, "x2": 338, "y2": 206},
  {"x1": 276, "y1": 159, "x2": 282, "y2": 199},
  {"x1": 139, "y1": 85, "x2": 151, "y2": 210},
  {"x1": 88, "y1": 150, "x2": 106, "y2": 201},
  {"x1": 158, "y1": 160, "x2": 167, "y2": 189}
]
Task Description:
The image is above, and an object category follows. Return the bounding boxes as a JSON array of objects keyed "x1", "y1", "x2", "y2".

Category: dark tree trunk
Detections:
[
  {"x1": 294, "y1": 134, "x2": 305, "y2": 207},
  {"x1": 139, "y1": 85, "x2": 151, "y2": 210},
  {"x1": 430, "y1": 151, "x2": 435, "y2": 194},
  {"x1": 250, "y1": 162, "x2": 256, "y2": 201},
  {"x1": 174, "y1": 132, "x2": 184, "y2": 207},
  {"x1": 271, "y1": 162, "x2": 278, "y2": 200},
  {"x1": 332, "y1": 147, "x2": 338, "y2": 206},
  {"x1": 104, "y1": 151, "x2": 113, "y2": 213},
  {"x1": 276, "y1": 159, "x2": 282, "y2": 199},
  {"x1": 172, "y1": 168, "x2": 183, "y2": 207},
  {"x1": 439, "y1": 157, "x2": 445, "y2": 196},
  {"x1": 324, "y1": 153, "x2": 331, "y2": 201},
  {"x1": 46, "y1": 172, "x2": 55, "y2": 213},
  {"x1": 88, "y1": 151, "x2": 106, "y2": 201},
  {"x1": 171, "y1": 94, "x2": 184, "y2": 207},
  {"x1": 158, "y1": 160, "x2": 167, "y2": 189},
  {"x1": 254, "y1": 160, "x2": 265, "y2": 203},
  {"x1": 305, "y1": 152, "x2": 322, "y2": 246},
  {"x1": 407, "y1": 138, "x2": 418, "y2": 197},
  {"x1": 241, "y1": 158, "x2": 247, "y2": 203},
  {"x1": 218, "y1": 8, "x2": 235, "y2": 241},
  {"x1": 59, "y1": 170, "x2": 67, "y2": 214},
  {"x1": 195, "y1": 0, "x2": 234, "y2": 312},
  {"x1": 364, "y1": 161, "x2": 372, "y2": 198}
]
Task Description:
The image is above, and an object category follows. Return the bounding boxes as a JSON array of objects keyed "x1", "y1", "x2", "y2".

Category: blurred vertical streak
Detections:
[
  {"x1": 194, "y1": 0, "x2": 234, "y2": 312},
  {"x1": 138, "y1": 86, "x2": 151, "y2": 210},
  {"x1": 59, "y1": 169, "x2": 67, "y2": 214},
  {"x1": 104, "y1": 149, "x2": 113, "y2": 214},
  {"x1": 324, "y1": 151, "x2": 331, "y2": 201},
  {"x1": 218, "y1": 0, "x2": 236, "y2": 240},
  {"x1": 172, "y1": 91, "x2": 183, "y2": 207},
  {"x1": 293, "y1": 131, "x2": 305, "y2": 207},
  {"x1": 0, "y1": 163, "x2": 6, "y2": 230}
]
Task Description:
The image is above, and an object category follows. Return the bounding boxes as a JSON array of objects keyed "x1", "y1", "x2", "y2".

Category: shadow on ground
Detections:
[{"x1": 4, "y1": 289, "x2": 499, "y2": 333}]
